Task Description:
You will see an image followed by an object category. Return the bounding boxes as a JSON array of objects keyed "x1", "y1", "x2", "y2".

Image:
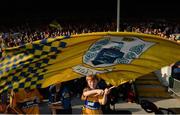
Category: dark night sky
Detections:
[{"x1": 0, "y1": 0, "x2": 179, "y2": 23}]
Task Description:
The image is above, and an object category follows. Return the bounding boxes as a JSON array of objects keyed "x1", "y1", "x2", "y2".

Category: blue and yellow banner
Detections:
[{"x1": 0, "y1": 32, "x2": 180, "y2": 93}]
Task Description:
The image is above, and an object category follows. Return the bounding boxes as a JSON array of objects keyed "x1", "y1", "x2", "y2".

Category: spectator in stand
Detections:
[{"x1": 0, "y1": 19, "x2": 180, "y2": 48}]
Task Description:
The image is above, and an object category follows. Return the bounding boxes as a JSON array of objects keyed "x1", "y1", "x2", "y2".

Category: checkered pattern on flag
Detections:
[{"x1": 0, "y1": 36, "x2": 67, "y2": 93}]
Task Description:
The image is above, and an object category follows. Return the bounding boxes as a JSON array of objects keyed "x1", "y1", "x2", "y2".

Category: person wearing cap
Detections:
[{"x1": 81, "y1": 75, "x2": 115, "y2": 114}]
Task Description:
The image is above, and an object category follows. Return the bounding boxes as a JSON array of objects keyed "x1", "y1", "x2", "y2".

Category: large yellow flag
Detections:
[{"x1": 0, "y1": 32, "x2": 180, "y2": 93}]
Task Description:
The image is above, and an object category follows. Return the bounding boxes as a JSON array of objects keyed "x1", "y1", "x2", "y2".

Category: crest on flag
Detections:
[
  {"x1": 73, "y1": 36, "x2": 155, "y2": 76},
  {"x1": 83, "y1": 36, "x2": 155, "y2": 68}
]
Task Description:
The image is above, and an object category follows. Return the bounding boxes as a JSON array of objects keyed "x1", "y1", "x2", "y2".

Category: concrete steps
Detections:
[
  {"x1": 135, "y1": 73, "x2": 171, "y2": 98},
  {"x1": 135, "y1": 79, "x2": 161, "y2": 85}
]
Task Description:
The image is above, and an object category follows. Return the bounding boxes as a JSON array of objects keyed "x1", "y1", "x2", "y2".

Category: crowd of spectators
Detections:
[{"x1": 0, "y1": 19, "x2": 180, "y2": 48}]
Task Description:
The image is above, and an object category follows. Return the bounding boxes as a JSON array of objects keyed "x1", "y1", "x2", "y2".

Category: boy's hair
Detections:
[{"x1": 86, "y1": 74, "x2": 99, "y2": 81}]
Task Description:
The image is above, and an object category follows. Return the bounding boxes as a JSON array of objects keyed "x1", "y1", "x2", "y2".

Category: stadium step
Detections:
[
  {"x1": 136, "y1": 85, "x2": 167, "y2": 92},
  {"x1": 135, "y1": 72, "x2": 171, "y2": 98},
  {"x1": 137, "y1": 73, "x2": 158, "y2": 80},
  {"x1": 135, "y1": 80, "x2": 161, "y2": 85},
  {"x1": 137, "y1": 91, "x2": 171, "y2": 98}
]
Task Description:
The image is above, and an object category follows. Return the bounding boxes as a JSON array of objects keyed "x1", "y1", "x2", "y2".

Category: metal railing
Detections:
[{"x1": 169, "y1": 77, "x2": 180, "y2": 97}]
